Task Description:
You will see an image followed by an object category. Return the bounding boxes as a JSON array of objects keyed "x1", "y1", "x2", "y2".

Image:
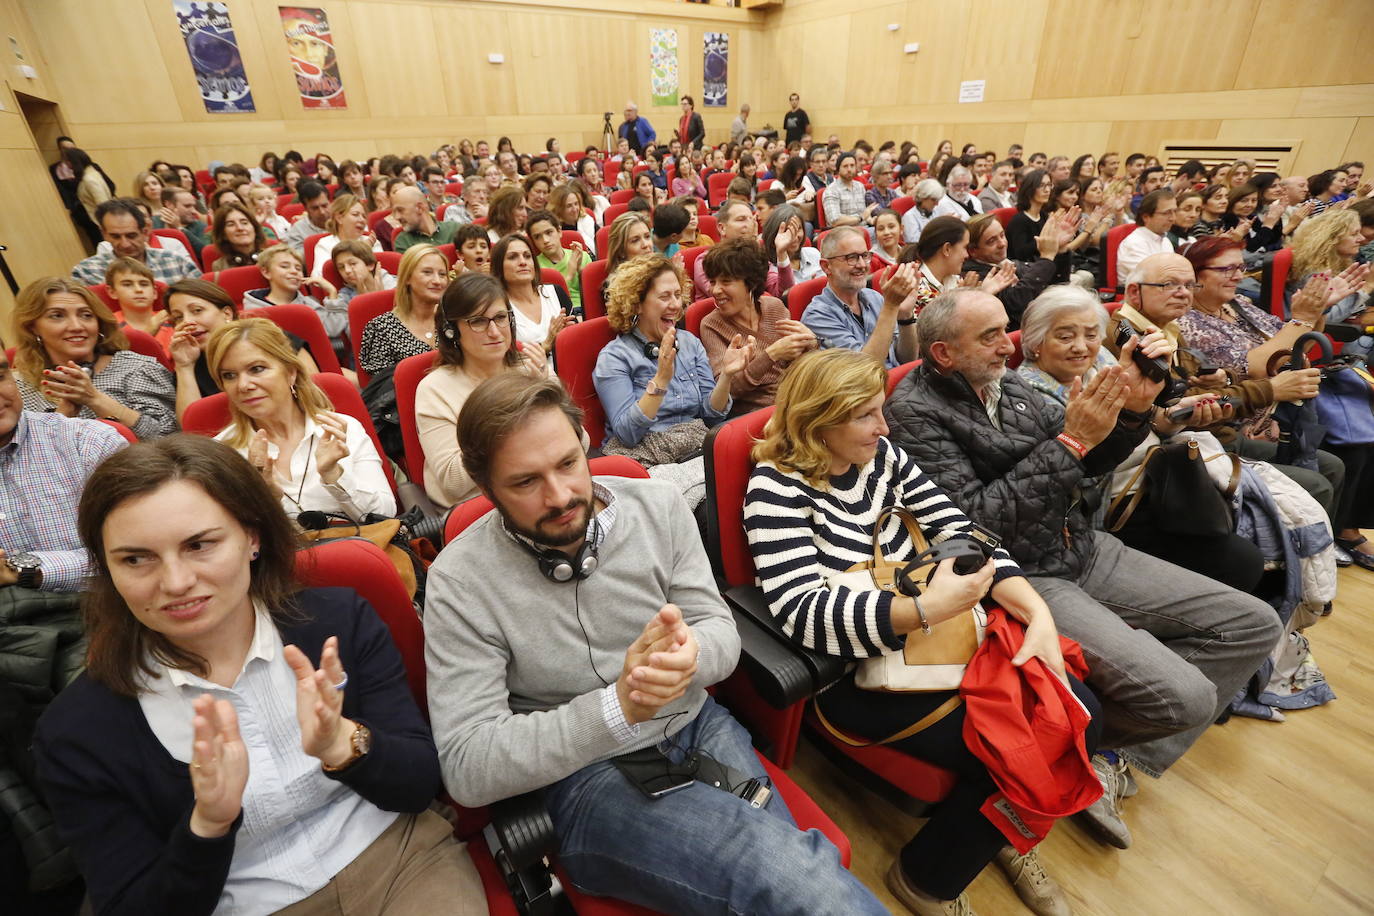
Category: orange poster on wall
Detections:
[{"x1": 278, "y1": 6, "x2": 347, "y2": 109}]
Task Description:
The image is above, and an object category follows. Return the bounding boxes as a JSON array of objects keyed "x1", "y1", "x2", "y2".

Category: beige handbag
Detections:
[{"x1": 825, "y1": 507, "x2": 987, "y2": 692}]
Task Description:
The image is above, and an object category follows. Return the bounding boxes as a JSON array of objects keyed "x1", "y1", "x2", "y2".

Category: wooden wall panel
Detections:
[
  {"x1": 961, "y1": 0, "x2": 1048, "y2": 104},
  {"x1": 1030, "y1": 0, "x2": 1138, "y2": 100},
  {"x1": 1107, "y1": 120, "x2": 1221, "y2": 159},
  {"x1": 1234, "y1": 0, "x2": 1370, "y2": 90},
  {"x1": 1216, "y1": 118, "x2": 1358, "y2": 175},
  {"x1": 1343, "y1": 119, "x2": 1374, "y2": 169},
  {"x1": 1118, "y1": 0, "x2": 1258, "y2": 96}
]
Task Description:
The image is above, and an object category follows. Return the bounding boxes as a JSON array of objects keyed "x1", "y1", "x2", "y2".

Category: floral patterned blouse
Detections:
[{"x1": 1175, "y1": 294, "x2": 1281, "y2": 377}]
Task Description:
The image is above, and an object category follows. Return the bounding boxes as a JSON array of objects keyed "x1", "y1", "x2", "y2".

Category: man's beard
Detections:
[
  {"x1": 495, "y1": 495, "x2": 593, "y2": 549},
  {"x1": 961, "y1": 362, "x2": 1006, "y2": 391}
]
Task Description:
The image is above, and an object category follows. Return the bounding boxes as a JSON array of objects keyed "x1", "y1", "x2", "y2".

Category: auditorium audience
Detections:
[
  {"x1": 897, "y1": 216, "x2": 1017, "y2": 315},
  {"x1": 156, "y1": 186, "x2": 210, "y2": 257},
  {"x1": 605, "y1": 211, "x2": 655, "y2": 279},
  {"x1": 209, "y1": 318, "x2": 394, "y2": 520},
  {"x1": 209, "y1": 201, "x2": 270, "y2": 270},
  {"x1": 1168, "y1": 190, "x2": 1204, "y2": 246},
  {"x1": 392, "y1": 185, "x2": 460, "y2": 253},
  {"x1": 932, "y1": 166, "x2": 983, "y2": 222},
  {"x1": 359, "y1": 244, "x2": 446, "y2": 379},
  {"x1": 1192, "y1": 184, "x2": 1231, "y2": 238},
  {"x1": 331, "y1": 240, "x2": 397, "y2": 308},
  {"x1": 527, "y1": 210, "x2": 591, "y2": 313},
  {"x1": 823, "y1": 153, "x2": 866, "y2": 227},
  {"x1": 1005, "y1": 169, "x2": 1053, "y2": 262},
  {"x1": 801, "y1": 227, "x2": 920, "y2": 368},
  {"x1": 104, "y1": 257, "x2": 172, "y2": 351},
  {"x1": 747, "y1": 347, "x2": 1097, "y2": 916},
  {"x1": 493, "y1": 233, "x2": 571, "y2": 353},
  {"x1": 885, "y1": 286, "x2": 1279, "y2": 851},
  {"x1": 870, "y1": 208, "x2": 904, "y2": 266},
  {"x1": 132, "y1": 170, "x2": 166, "y2": 222},
  {"x1": 1115, "y1": 190, "x2": 1176, "y2": 288},
  {"x1": 699, "y1": 239, "x2": 816, "y2": 415},
  {"x1": 310, "y1": 193, "x2": 380, "y2": 277},
  {"x1": 243, "y1": 245, "x2": 347, "y2": 352},
  {"x1": 34, "y1": 435, "x2": 482, "y2": 915},
  {"x1": 901, "y1": 178, "x2": 946, "y2": 243},
  {"x1": 73, "y1": 199, "x2": 201, "y2": 286},
  {"x1": 13, "y1": 276, "x2": 177, "y2": 439},
  {"x1": 486, "y1": 187, "x2": 528, "y2": 243},
  {"x1": 961, "y1": 210, "x2": 1072, "y2": 328}
]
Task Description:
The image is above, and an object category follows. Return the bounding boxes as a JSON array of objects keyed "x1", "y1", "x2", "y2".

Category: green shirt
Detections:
[
  {"x1": 394, "y1": 220, "x2": 460, "y2": 253},
  {"x1": 537, "y1": 248, "x2": 591, "y2": 311}
]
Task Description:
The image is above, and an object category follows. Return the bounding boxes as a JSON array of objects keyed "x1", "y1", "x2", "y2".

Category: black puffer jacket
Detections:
[{"x1": 884, "y1": 364, "x2": 1149, "y2": 580}]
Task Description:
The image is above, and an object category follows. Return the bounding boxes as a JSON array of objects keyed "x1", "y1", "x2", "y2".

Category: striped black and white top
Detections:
[{"x1": 744, "y1": 437, "x2": 1022, "y2": 660}]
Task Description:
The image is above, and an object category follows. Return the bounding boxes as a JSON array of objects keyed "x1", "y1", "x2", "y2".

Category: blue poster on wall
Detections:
[
  {"x1": 703, "y1": 32, "x2": 727, "y2": 107},
  {"x1": 173, "y1": 1, "x2": 256, "y2": 113}
]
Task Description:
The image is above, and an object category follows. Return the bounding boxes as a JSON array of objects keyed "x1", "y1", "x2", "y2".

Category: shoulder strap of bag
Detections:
[
  {"x1": 871, "y1": 506, "x2": 931, "y2": 565},
  {"x1": 1204, "y1": 450, "x2": 1243, "y2": 499},
  {"x1": 813, "y1": 695, "x2": 963, "y2": 748},
  {"x1": 1105, "y1": 444, "x2": 1162, "y2": 532}
]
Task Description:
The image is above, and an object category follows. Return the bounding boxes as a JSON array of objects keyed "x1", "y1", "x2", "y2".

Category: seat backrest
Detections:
[
  {"x1": 594, "y1": 226, "x2": 612, "y2": 260},
  {"x1": 347, "y1": 290, "x2": 396, "y2": 387},
  {"x1": 786, "y1": 277, "x2": 828, "y2": 321},
  {"x1": 540, "y1": 267, "x2": 569, "y2": 296},
  {"x1": 814, "y1": 187, "x2": 827, "y2": 229},
  {"x1": 1104, "y1": 224, "x2": 1138, "y2": 292},
  {"x1": 320, "y1": 252, "x2": 399, "y2": 291},
  {"x1": 367, "y1": 209, "x2": 392, "y2": 234},
  {"x1": 242, "y1": 304, "x2": 343, "y2": 374},
  {"x1": 313, "y1": 371, "x2": 400, "y2": 501},
  {"x1": 680, "y1": 245, "x2": 707, "y2": 282},
  {"x1": 199, "y1": 243, "x2": 222, "y2": 272},
  {"x1": 560, "y1": 229, "x2": 586, "y2": 251},
  {"x1": 708, "y1": 172, "x2": 733, "y2": 207},
  {"x1": 445, "y1": 181, "x2": 463, "y2": 196},
  {"x1": 685, "y1": 297, "x2": 716, "y2": 336},
  {"x1": 1268, "y1": 248, "x2": 1293, "y2": 319},
  {"x1": 609, "y1": 188, "x2": 635, "y2": 205},
  {"x1": 150, "y1": 229, "x2": 195, "y2": 263},
  {"x1": 294, "y1": 539, "x2": 426, "y2": 712},
  {"x1": 992, "y1": 207, "x2": 1017, "y2": 228},
  {"x1": 890, "y1": 196, "x2": 916, "y2": 217},
  {"x1": 697, "y1": 215, "x2": 720, "y2": 242},
  {"x1": 553, "y1": 316, "x2": 617, "y2": 448},
  {"x1": 97, "y1": 418, "x2": 138, "y2": 443},
  {"x1": 1006, "y1": 329, "x2": 1023, "y2": 369},
  {"x1": 279, "y1": 202, "x2": 305, "y2": 221},
  {"x1": 88, "y1": 280, "x2": 168, "y2": 312},
  {"x1": 885, "y1": 360, "x2": 919, "y2": 397},
  {"x1": 444, "y1": 455, "x2": 650, "y2": 544},
  {"x1": 603, "y1": 202, "x2": 629, "y2": 225},
  {"x1": 703, "y1": 407, "x2": 775, "y2": 586},
  {"x1": 302, "y1": 233, "x2": 329, "y2": 275},
  {"x1": 393, "y1": 351, "x2": 438, "y2": 486},
  {"x1": 580, "y1": 259, "x2": 610, "y2": 321},
  {"x1": 182, "y1": 391, "x2": 231, "y2": 436},
  {"x1": 436, "y1": 243, "x2": 458, "y2": 266},
  {"x1": 213, "y1": 265, "x2": 267, "y2": 307},
  {"x1": 123, "y1": 326, "x2": 172, "y2": 370}
]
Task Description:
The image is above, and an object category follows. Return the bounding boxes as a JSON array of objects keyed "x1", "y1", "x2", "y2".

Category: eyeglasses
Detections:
[
  {"x1": 1138, "y1": 281, "x2": 1202, "y2": 293},
  {"x1": 825, "y1": 252, "x2": 869, "y2": 267},
  {"x1": 462, "y1": 311, "x2": 512, "y2": 333},
  {"x1": 1198, "y1": 264, "x2": 1245, "y2": 276}
]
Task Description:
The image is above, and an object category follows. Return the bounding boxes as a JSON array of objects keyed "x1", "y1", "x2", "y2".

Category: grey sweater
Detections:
[{"x1": 424, "y1": 476, "x2": 741, "y2": 807}]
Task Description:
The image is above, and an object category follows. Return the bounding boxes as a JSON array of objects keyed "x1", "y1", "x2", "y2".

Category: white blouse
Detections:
[
  {"x1": 216, "y1": 412, "x2": 395, "y2": 522},
  {"x1": 511, "y1": 286, "x2": 563, "y2": 349}
]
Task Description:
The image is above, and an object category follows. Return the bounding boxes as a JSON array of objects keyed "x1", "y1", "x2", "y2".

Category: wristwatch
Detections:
[
  {"x1": 6, "y1": 551, "x2": 42, "y2": 589},
  {"x1": 645, "y1": 380, "x2": 668, "y2": 397},
  {"x1": 321, "y1": 722, "x2": 372, "y2": 773}
]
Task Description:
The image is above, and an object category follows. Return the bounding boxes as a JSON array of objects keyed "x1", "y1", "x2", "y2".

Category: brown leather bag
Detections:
[{"x1": 299, "y1": 519, "x2": 418, "y2": 599}]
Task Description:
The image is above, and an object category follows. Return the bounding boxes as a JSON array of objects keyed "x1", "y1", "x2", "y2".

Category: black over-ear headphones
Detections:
[{"x1": 518, "y1": 516, "x2": 601, "y2": 583}]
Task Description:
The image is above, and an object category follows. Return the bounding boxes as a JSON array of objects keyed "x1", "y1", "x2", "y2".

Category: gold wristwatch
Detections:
[{"x1": 321, "y1": 722, "x2": 372, "y2": 773}]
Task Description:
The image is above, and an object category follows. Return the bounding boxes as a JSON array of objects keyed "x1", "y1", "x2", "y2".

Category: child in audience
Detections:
[
  {"x1": 243, "y1": 244, "x2": 349, "y2": 364},
  {"x1": 104, "y1": 257, "x2": 173, "y2": 352},
  {"x1": 527, "y1": 209, "x2": 590, "y2": 314},
  {"x1": 451, "y1": 223, "x2": 492, "y2": 274},
  {"x1": 650, "y1": 202, "x2": 690, "y2": 258},
  {"x1": 674, "y1": 195, "x2": 714, "y2": 249},
  {"x1": 330, "y1": 239, "x2": 397, "y2": 309}
]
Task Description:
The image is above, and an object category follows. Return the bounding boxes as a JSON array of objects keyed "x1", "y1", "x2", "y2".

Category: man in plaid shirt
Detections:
[
  {"x1": 71, "y1": 199, "x2": 201, "y2": 287},
  {"x1": 0, "y1": 348, "x2": 127, "y2": 592}
]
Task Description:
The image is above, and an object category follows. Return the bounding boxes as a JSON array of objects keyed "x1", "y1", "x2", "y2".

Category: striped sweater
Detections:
[{"x1": 744, "y1": 437, "x2": 1022, "y2": 660}]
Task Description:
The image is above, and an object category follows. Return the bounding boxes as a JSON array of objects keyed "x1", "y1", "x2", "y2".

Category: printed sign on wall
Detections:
[
  {"x1": 649, "y1": 28, "x2": 679, "y2": 108},
  {"x1": 703, "y1": 32, "x2": 727, "y2": 107},
  {"x1": 278, "y1": 6, "x2": 348, "y2": 109},
  {"x1": 173, "y1": 1, "x2": 255, "y2": 113}
]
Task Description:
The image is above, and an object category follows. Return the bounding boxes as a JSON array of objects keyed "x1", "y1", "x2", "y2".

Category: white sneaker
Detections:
[{"x1": 994, "y1": 846, "x2": 1072, "y2": 916}]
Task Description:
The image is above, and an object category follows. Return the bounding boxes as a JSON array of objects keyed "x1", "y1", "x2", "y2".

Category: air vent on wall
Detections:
[{"x1": 1160, "y1": 140, "x2": 1299, "y2": 177}]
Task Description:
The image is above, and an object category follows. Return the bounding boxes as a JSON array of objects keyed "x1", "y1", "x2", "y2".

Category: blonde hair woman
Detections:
[
  {"x1": 132, "y1": 169, "x2": 165, "y2": 219},
  {"x1": 12, "y1": 276, "x2": 177, "y2": 438},
  {"x1": 605, "y1": 211, "x2": 654, "y2": 278},
  {"x1": 744, "y1": 348, "x2": 1090, "y2": 916},
  {"x1": 207, "y1": 317, "x2": 394, "y2": 520},
  {"x1": 593, "y1": 253, "x2": 749, "y2": 475},
  {"x1": 358, "y1": 243, "x2": 448, "y2": 378},
  {"x1": 309, "y1": 193, "x2": 380, "y2": 278}
]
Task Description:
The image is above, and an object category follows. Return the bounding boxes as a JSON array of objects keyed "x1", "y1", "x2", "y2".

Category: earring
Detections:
[
  {"x1": 251, "y1": 549, "x2": 260, "y2": 560},
  {"x1": 290, "y1": 383, "x2": 297, "y2": 397}
]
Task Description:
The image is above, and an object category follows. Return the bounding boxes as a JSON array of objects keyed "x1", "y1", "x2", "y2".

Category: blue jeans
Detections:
[{"x1": 544, "y1": 698, "x2": 886, "y2": 916}]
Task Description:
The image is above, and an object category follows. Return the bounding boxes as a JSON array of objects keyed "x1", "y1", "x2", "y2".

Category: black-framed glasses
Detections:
[
  {"x1": 1139, "y1": 281, "x2": 1202, "y2": 293},
  {"x1": 463, "y1": 311, "x2": 512, "y2": 333},
  {"x1": 826, "y1": 252, "x2": 869, "y2": 267},
  {"x1": 1197, "y1": 265, "x2": 1245, "y2": 275}
]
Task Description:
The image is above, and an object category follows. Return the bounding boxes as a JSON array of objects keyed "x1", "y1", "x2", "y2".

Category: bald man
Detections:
[{"x1": 392, "y1": 184, "x2": 460, "y2": 252}]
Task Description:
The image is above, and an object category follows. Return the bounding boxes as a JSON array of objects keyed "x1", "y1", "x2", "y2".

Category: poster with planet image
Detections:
[
  {"x1": 173, "y1": 1, "x2": 255, "y2": 113},
  {"x1": 703, "y1": 32, "x2": 727, "y2": 108},
  {"x1": 279, "y1": 6, "x2": 348, "y2": 109}
]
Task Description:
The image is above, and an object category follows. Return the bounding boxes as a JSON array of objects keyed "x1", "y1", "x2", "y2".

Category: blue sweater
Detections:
[{"x1": 33, "y1": 588, "x2": 440, "y2": 916}]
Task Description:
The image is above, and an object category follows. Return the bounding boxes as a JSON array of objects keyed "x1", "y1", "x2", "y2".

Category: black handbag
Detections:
[{"x1": 1106, "y1": 436, "x2": 1240, "y2": 537}]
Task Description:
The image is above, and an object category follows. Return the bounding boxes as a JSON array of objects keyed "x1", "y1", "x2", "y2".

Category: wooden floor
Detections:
[{"x1": 787, "y1": 561, "x2": 1374, "y2": 916}]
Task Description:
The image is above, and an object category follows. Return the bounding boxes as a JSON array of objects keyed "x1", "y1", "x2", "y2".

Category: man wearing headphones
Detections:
[{"x1": 424, "y1": 374, "x2": 884, "y2": 915}]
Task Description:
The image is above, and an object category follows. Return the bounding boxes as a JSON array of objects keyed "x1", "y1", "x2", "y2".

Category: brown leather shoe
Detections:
[
  {"x1": 885, "y1": 859, "x2": 977, "y2": 916},
  {"x1": 994, "y1": 846, "x2": 1072, "y2": 916}
]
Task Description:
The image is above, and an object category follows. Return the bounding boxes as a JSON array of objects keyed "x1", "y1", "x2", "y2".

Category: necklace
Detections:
[{"x1": 278, "y1": 433, "x2": 317, "y2": 512}]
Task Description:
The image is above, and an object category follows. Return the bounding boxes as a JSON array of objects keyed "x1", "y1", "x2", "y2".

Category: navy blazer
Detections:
[{"x1": 33, "y1": 587, "x2": 440, "y2": 916}]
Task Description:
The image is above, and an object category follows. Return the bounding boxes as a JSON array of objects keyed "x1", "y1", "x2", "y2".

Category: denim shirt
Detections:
[
  {"x1": 800, "y1": 284, "x2": 900, "y2": 368},
  {"x1": 593, "y1": 330, "x2": 729, "y2": 445}
]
